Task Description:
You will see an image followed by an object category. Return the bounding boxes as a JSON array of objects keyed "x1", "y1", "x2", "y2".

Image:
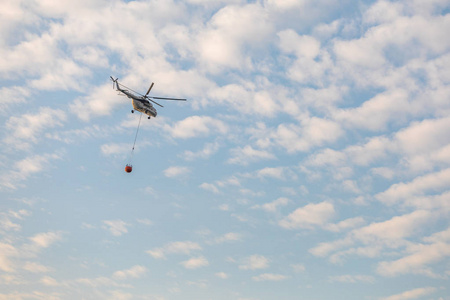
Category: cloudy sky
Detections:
[{"x1": 1, "y1": 0, "x2": 450, "y2": 299}]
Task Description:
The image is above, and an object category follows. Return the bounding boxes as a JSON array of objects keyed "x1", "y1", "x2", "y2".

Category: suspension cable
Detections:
[{"x1": 129, "y1": 113, "x2": 143, "y2": 163}]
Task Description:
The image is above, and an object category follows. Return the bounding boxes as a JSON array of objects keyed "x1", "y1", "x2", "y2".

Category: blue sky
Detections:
[{"x1": 1, "y1": 0, "x2": 450, "y2": 299}]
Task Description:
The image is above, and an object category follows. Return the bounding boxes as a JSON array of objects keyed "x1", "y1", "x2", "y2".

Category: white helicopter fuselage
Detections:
[
  {"x1": 116, "y1": 83, "x2": 157, "y2": 118},
  {"x1": 132, "y1": 98, "x2": 157, "y2": 118}
]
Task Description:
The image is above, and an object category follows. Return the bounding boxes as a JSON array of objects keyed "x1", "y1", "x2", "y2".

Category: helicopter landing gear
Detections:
[{"x1": 131, "y1": 110, "x2": 134, "y2": 113}]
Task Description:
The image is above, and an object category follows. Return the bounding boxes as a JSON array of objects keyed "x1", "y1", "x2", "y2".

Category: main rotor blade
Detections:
[
  {"x1": 145, "y1": 82, "x2": 154, "y2": 96},
  {"x1": 149, "y1": 99, "x2": 164, "y2": 107},
  {"x1": 151, "y1": 97, "x2": 187, "y2": 101}
]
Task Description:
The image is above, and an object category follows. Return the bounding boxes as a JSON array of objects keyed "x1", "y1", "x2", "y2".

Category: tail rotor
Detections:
[{"x1": 110, "y1": 76, "x2": 118, "y2": 89}]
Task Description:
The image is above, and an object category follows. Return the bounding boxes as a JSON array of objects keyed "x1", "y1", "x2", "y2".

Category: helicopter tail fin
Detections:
[{"x1": 110, "y1": 76, "x2": 119, "y2": 90}]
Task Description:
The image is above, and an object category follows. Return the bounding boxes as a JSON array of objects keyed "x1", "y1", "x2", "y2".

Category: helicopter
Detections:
[{"x1": 110, "y1": 76, "x2": 186, "y2": 119}]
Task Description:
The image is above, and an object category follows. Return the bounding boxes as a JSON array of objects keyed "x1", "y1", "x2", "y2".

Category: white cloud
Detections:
[
  {"x1": 328, "y1": 274, "x2": 375, "y2": 284},
  {"x1": 108, "y1": 290, "x2": 133, "y2": 300},
  {"x1": 182, "y1": 141, "x2": 220, "y2": 161},
  {"x1": 70, "y1": 84, "x2": 124, "y2": 121},
  {"x1": 279, "y1": 201, "x2": 335, "y2": 229},
  {"x1": 165, "y1": 241, "x2": 202, "y2": 255},
  {"x1": 163, "y1": 166, "x2": 190, "y2": 178},
  {"x1": 196, "y1": 3, "x2": 273, "y2": 72},
  {"x1": 0, "y1": 27, "x2": 58, "y2": 77},
  {"x1": 228, "y1": 146, "x2": 276, "y2": 165},
  {"x1": 0, "y1": 209, "x2": 31, "y2": 233},
  {"x1": 136, "y1": 218, "x2": 152, "y2": 226},
  {"x1": 29, "y1": 59, "x2": 89, "y2": 91},
  {"x1": 40, "y1": 276, "x2": 59, "y2": 287},
  {"x1": 310, "y1": 210, "x2": 435, "y2": 265},
  {"x1": 72, "y1": 46, "x2": 108, "y2": 68},
  {"x1": 325, "y1": 217, "x2": 365, "y2": 233},
  {"x1": 424, "y1": 227, "x2": 450, "y2": 244},
  {"x1": 147, "y1": 241, "x2": 202, "y2": 259},
  {"x1": 0, "y1": 217, "x2": 20, "y2": 232},
  {"x1": 265, "y1": 0, "x2": 307, "y2": 11},
  {"x1": 208, "y1": 83, "x2": 279, "y2": 117},
  {"x1": 291, "y1": 264, "x2": 305, "y2": 273},
  {"x1": 393, "y1": 116, "x2": 450, "y2": 171},
  {"x1": 180, "y1": 256, "x2": 209, "y2": 269},
  {"x1": 0, "y1": 86, "x2": 30, "y2": 112},
  {"x1": 218, "y1": 204, "x2": 230, "y2": 211},
  {"x1": 344, "y1": 136, "x2": 391, "y2": 166},
  {"x1": 341, "y1": 179, "x2": 361, "y2": 194},
  {"x1": 252, "y1": 273, "x2": 288, "y2": 282},
  {"x1": 0, "y1": 0, "x2": 37, "y2": 39},
  {"x1": 8, "y1": 209, "x2": 31, "y2": 220},
  {"x1": 252, "y1": 197, "x2": 290, "y2": 212},
  {"x1": 76, "y1": 276, "x2": 127, "y2": 288},
  {"x1": 255, "y1": 167, "x2": 287, "y2": 180},
  {"x1": 301, "y1": 85, "x2": 348, "y2": 111},
  {"x1": 395, "y1": 117, "x2": 450, "y2": 153},
  {"x1": 210, "y1": 232, "x2": 242, "y2": 244},
  {"x1": 354, "y1": 210, "x2": 432, "y2": 242},
  {"x1": 199, "y1": 182, "x2": 220, "y2": 194},
  {"x1": 273, "y1": 118, "x2": 344, "y2": 153},
  {"x1": 112, "y1": 265, "x2": 147, "y2": 280},
  {"x1": 216, "y1": 176, "x2": 241, "y2": 188},
  {"x1": 334, "y1": 34, "x2": 386, "y2": 69},
  {"x1": 278, "y1": 30, "x2": 320, "y2": 58},
  {"x1": 239, "y1": 254, "x2": 269, "y2": 270},
  {"x1": 278, "y1": 29, "x2": 332, "y2": 86},
  {"x1": 100, "y1": 143, "x2": 130, "y2": 156},
  {"x1": 102, "y1": 220, "x2": 129, "y2": 236},
  {"x1": 306, "y1": 148, "x2": 347, "y2": 167},
  {"x1": 4, "y1": 107, "x2": 66, "y2": 150},
  {"x1": 14, "y1": 153, "x2": 61, "y2": 180},
  {"x1": 0, "y1": 151, "x2": 63, "y2": 193},
  {"x1": 371, "y1": 167, "x2": 395, "y2": 180},
  {"x1": 0, "y1": 16, "x2": 91, "y2": 90},
  {"x1": 146, "y1": 248, "x2": 165, "y2": 260},
  {"x1": 335, "y1": 89, "x2": 410, "y2": 131},
  {"x1": 215, "y1": 272, "x2": 228, "y2": 279},
  {"x1": 376, "y1": 169, "x2": 450, "y2": 205},
  {"x1": 377, "y1": 242, "x2": 450, "y2": 277},
  {"x1": 29, "y1": 231, "x2": 63, "y2": 249},
  {"x1": 23, "y1": 262, "x2": 51, "y2": 273},
  {"x1": 0, "y1": 243, "x2": 18, "y2": 272},
  {"x1": 306, "y1": 116, "x2": 450, "y2": 176},
  {"x1": 1, "y1": 275, "x2": 24, "y2": 288},
  {"x1": 239, "y1": 188, "x2": 265, "y2": 198},
  {"x1": 309, "y1": 237, "x2": 354, "y2": 258},
  {"x1": 2, "y1": 230, "x2": 63, "y2": 273},
  {"x1": 379, "y1": 287, "x2": 437, "y2": 300},
  {"x1": 46, "y1": 124, "x2": 110, "y2": 144},
  {"x1": 147, "y1": 69, "x2": 215, "y2": 104},
  {"x1": 166, "y1": 116, "x2": 228, "y2": 139},
  {"x1": 363, "y1": 0, "x2": 403, "y2": 24},
  {"x1": 333, "y1": 4, "x2": 450, "y2": 93}
]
